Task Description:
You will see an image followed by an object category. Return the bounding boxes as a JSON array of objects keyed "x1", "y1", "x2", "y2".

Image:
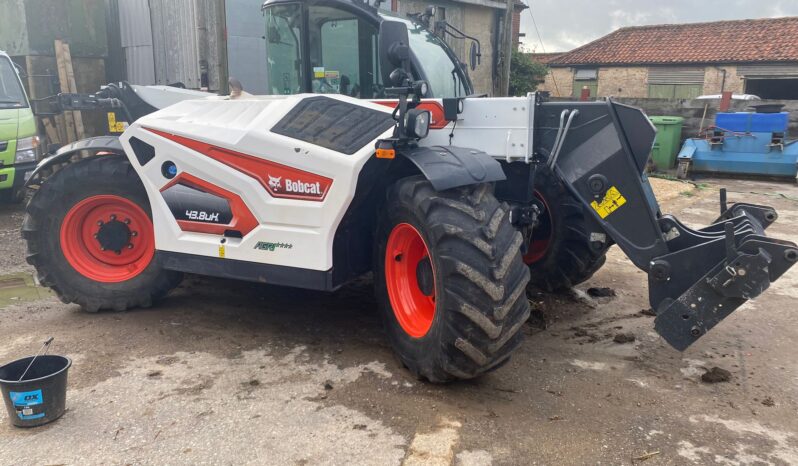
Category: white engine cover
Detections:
[{"x1": 121, "y1": 94, "x2": 395, "y2": 272}]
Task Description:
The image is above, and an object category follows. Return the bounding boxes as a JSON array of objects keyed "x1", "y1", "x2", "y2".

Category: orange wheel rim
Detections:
[
  {"x1": 60, "y1": 195, "x2": 155, "y2": 283},
  {"x1": 385, "y1": 223, "x2": 436, "y2": 338}
]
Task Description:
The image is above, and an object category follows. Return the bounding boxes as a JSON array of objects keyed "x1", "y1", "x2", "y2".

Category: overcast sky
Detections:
[{"x1": 519, "y1": 0, "x2": 798, "y2": 53}]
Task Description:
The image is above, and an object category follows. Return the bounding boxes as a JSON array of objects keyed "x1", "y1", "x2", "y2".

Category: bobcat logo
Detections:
[{"x1": 268, "y1": 175, "x2": 282, "y2": 191}]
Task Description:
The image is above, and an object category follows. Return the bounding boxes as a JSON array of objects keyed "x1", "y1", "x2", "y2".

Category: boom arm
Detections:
[{"x1": 539, "y1": 99, "x2": 798, "y2": 350}]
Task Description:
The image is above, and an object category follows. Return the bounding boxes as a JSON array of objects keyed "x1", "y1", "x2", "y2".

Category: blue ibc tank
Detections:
[{"x1": 716, "y1": 112, "x2": 789, "y2": 133}]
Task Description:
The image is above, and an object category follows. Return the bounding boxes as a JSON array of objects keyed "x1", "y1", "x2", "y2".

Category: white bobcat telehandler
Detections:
[{"x1": 24, "y1": 2, "x2": 797, "y2": 382}]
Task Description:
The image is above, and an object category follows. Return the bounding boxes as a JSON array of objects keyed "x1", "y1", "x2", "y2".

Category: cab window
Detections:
[
  {"x1": 408, "y1": 26, "x2": 467, "y2": 98},
  {"x1": 0, "y1": 57, "x2": 28, "y2": 108},
  {"x1": 264, "y1": 4, "x2": 303, "y2": 95},
  {"x1": 308, "y1": 6, "x2": 382, "y2": 98}
]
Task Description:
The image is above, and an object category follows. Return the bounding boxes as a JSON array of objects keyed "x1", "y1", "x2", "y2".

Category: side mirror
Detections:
[
  {"x1": 13, "y1": 61, "x2": 27, "y2": 78},
  {"x1": 379, "y1": 20, "x2": 412, "y2": 86},
  {"x1": 469, "y1": 42, "x2": 479, "y2": 71}
]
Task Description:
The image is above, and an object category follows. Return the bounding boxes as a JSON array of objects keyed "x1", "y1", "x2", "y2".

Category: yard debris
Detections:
[
  {"x1": 572, "y1": 326, "x2": 603, "y2": 343},
  {"x1": 640, "y1": 308, "x2": 657, "y2": 317},
  {"x1": 632, "y1": 450, "x2": 660, "y2": 462},
  {"x1": 587, "y1": 287, "x2": 616, "y2": 298},
  {"x1": 613, "y1": 333, "x2": 636, "y2": 344},
  {"x1": 323, "y1": 380, "x2": 334, "y2": 390},
  {"x1": 548, "y1": 415, "x2": 563, "y2": 421},
  {"x1": 701, "y1": 367, "x2": 731, "y2": 383},
  {"x1": 147, "y1": 370, "x2": 163, "y2": 378},
  {"x1": 568, "y1": 288, "x2": 598, "y2": 308},
  {"x1": 762, "y1": 396, "x2": 775, "y2": 407}
]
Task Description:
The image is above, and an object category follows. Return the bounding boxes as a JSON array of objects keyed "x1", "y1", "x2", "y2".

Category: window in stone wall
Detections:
[{"x1": 573, "y1": 68, "x2": 598, "y2": 98}]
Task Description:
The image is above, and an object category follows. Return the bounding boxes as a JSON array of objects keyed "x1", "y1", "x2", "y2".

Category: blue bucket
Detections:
[{"x1": 0, "y1": 355, "x2": 71, "y2": 427}]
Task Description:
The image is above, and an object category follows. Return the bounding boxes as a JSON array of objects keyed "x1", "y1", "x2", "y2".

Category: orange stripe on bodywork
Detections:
[
  {"x1": 160, "y1": 172, "x2": 259, "y2": 236},
  {"x1": 146, "y1": 128, "x2": 333, "y2": 202}
]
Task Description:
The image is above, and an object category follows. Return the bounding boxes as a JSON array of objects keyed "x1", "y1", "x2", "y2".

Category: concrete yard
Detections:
[{"x1": 0, "y1": 177, "x2": 796, "y2": 465}]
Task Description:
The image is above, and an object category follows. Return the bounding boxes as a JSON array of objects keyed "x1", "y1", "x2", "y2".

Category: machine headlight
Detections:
[
  {"x1": 406, "y1": 109, "x2": 431, "y2": 139},
  {"x1": 15, "y1": 135, "x2": 41, "y2": 164}
]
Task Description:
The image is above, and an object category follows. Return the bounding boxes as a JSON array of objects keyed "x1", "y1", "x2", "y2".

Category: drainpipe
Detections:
[
  {"x1": 720, "y1": 91, "x2": 733, "y2": 112},
  {"x1": 720, "y1": 68, "x2": 727, "y2": 93}
]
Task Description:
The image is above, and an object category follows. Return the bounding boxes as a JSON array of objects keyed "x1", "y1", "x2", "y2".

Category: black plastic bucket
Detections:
[{"x1": 0, "y1": 355, "x2": 71, "y2": 427}]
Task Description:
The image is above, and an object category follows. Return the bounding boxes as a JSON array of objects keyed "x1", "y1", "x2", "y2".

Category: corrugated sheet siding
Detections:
[
  {"x1": 0, "y1": 0, "x2": 29, "y2": 55},
  {"x1": 738, "y1": 64, "x2": 798, "y2": 78},
  {"x1": 648, "y1": 67, "x2": 705, "y2": 84},
  {"x1": 118, "y1": 0, "x2": 155, "y2": 85},
  {"x1": 226, "y1": 0, "x2": 269, "y2": 94},
  {"x1": 196, "y1": 0, "x2": 225, "y2": 91},
  {"x1": 149, "y1": 0, "x2": 201, "y2": 89}
]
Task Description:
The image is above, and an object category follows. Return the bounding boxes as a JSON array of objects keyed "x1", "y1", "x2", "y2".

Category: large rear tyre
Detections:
[
  {"x1": 22, "y1": 156, "x2": 182, "y2": 312},
  {"x1": 524, "y1": 168, "x2": 608, "y2": 292},
  {"x1": 375, "y1": 176, "x2": 530, "y2": 383}
]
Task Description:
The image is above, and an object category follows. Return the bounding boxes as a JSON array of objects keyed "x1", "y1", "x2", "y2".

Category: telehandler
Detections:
[{"x1": 23, "y1": 3, "x2": 797, "y2": 382}]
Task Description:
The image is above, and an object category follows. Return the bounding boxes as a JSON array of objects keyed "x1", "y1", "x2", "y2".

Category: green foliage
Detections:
[{"x1": 509, "y1": 51, "x2": 548, "y2": 97}]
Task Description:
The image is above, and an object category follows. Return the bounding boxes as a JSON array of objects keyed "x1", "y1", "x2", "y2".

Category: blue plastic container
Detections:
[{"x1": 716, "y1": 112, "x2": 789, "y2": 133}]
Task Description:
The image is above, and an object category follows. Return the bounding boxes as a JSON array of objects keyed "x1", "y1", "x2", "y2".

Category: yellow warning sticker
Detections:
[
  {"x1": 107, "y1": 112, "x2": 127, "y2": 133},
  {"x1": 591, "y1": 186, "x2": 627, "y2": 219},
  {"x1": 218, "y1": 245, "x2": 226, "y2": 258}
]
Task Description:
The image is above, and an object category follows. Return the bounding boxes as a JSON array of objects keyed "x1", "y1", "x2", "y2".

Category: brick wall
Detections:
[
  {"x1": 396, "y1": 0, "x2": 496, "y2": 95},
  {"x1": 703, "y1": 65, "x2": 745, "y2": 95},
  {"x1": 540, "y1": 64, "x2": 751, "y2": 99},
  {"x1": 596, "y1": 67, "x2": 649, "y2": 98},
  {"x1": 463, "y1": 5, "x2": 496, "y2": 94},
  {"x1": 539, "y1": 67, "x2": 574, "y2": 97}
]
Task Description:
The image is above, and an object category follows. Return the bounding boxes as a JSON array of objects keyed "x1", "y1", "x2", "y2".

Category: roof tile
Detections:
[{"x1": 550, "y1": 17, "x2": 798, "y2": 66}]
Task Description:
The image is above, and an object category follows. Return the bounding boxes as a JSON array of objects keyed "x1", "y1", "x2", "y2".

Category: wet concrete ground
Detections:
[{"x1": 0, "y1": 177, "x2": 796, "y2": 465}]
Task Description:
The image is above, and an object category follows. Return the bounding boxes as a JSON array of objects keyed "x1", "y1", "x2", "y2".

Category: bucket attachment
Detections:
[{"x1": 540, "y1": 100, "x2": 798, "y2": 351}]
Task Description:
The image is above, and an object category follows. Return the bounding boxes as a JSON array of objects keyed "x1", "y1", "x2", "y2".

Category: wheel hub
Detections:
[
  {"x1": 415, "y1": 257, "x2": 434, "y2": 296},
  {"x1": 95, "y1": 219, "x2": 132, "y2": 254},
  {"x1": 60, "y1": 195, "x2": 154, "y2": 283},
  {"x1": 384, "y1": 223, "x2": 436, "y2": 338}
]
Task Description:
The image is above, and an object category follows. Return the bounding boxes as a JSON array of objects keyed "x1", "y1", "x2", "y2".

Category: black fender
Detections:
[
  {"x1": 26, "y1": 136, "x2": 124, "y2": 187},
  {"x1": 398, "y1": 145, "x2": 506, "y2": 191}
]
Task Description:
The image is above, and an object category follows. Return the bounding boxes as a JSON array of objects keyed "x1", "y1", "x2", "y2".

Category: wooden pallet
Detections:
[{"x1": 54, "y1": 39, "x2": 85, "y2": 143}]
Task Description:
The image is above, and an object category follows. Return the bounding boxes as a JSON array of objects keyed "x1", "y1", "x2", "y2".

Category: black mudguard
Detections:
[
  {"x1": 26, "y1": 136, "x2": 124, "y2": 187},
  {"x1": 398, "y1": 145, "x2": 506, "y2": 191}
]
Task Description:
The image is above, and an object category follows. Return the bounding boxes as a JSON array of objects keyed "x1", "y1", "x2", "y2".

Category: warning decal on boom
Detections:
[{"x1": 591, "y1": 186, "x2": 627, "y2": 219}]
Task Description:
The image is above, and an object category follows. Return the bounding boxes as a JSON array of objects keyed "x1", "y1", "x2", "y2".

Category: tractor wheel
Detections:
[
  {"x1": 375, "y1": 176, "x2": 531, "y2": 383},
  {"x1": 22, "y1": 156, "x2": 182, "y2": 312},
  {"x1": 524, "y1": 168, "x2": 608, "y2": 292}
]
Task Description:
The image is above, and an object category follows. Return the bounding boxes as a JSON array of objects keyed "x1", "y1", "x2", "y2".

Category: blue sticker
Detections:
[
  {"x1": 10, "y1": 389, "x2": 43, "y2": 407},
  {"x1": 10, "y1": 389, "x2": 45, "y2": 420}
]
